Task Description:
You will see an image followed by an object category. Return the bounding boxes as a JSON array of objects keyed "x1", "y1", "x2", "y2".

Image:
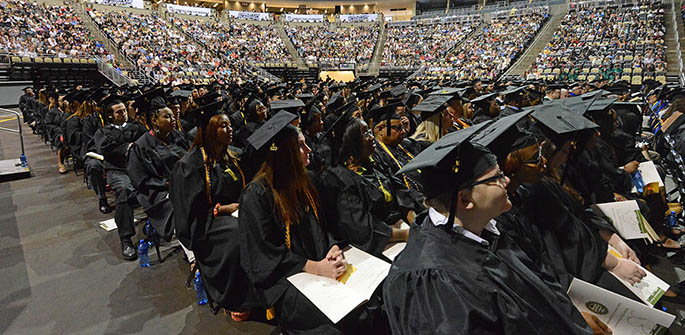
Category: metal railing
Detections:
[
  {"x1": 0, "y1": 108, "x2": 26, "y2": 164},
  {"x1": 406, "y1": 64, "x2": 427, "y2": 80},
  {"x1": 96, "y1": 57, "x2": 135, "y2": 86},
  {"x1": 672, "y1": 0, "x2": 685, "y2": 85}
]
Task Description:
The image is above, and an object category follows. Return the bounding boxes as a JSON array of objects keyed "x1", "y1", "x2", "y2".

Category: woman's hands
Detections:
[
  {"x1": 215, "y1": 203, "x2": 239, "y2": 216},
  {"x1": 304, "y1": 245, "x2": 348, "y2": 280},
  {"x1": 611, "y1": 258, "x2": 646, "y2": 285},
  {"x1": 581, "y1": 312, "x2": 612, "y2": 335},
  {"x1": 608, "y1": 234, "x2": 640, "y2": 265}
]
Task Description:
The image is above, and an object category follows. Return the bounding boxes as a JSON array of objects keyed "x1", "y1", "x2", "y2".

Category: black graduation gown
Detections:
[
  {"x1": 238, "y1": 178, "x2": 385, "y2": 334},
  {"x1": 372, "y1": 139, "x2": 424, "y2": 194},
  {"x1": 94, "y1": 122, "x2": 147, "y2": 171},
  {"x1": 44, "y1": 107, "x2": 64, "y2": 147},
  {"x1": 514, "y1": 180, "x2": 609, "y2": 287},
  {"x1": 603, "y1": 129, "x2": 644, "y2": 165},
  {"x1": 320, "y1": 166, "x2": 393, "y2": 257},
  {"x1": 81, "y1": 112, "x2": 104, "y2": 158},
  {"x1": 304, "y1": 132, "x2": 331, "y2": 173},
  {"x1": 170, "y1": 146, "x2": 258, "y2": 310},
  {"x1": 127, "y1": 130, "x2": 190, "y2": 240},
  {"x1": 63, "y1": 115, "x2": 83, "y2": 159},
  {"x1": 383, "y1": 215, "x2": 593, "y2": 335},
  {"x1": 565, "y1": 149, "x2": 617, "y2": 204}
]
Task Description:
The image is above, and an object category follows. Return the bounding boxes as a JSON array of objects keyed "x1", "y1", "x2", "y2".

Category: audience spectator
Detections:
[
  {"x1": 90, "y1": 9, "x2": 225, "y2": 82},
  {"x1": 530, "y1": 1, "x2": 665, "y2": 79},
  {"x1": 382, "y1": 20, "x2": 478, "y2": 68},
  {"x1": 428, "y1": 7, "x2": 547, "y2": 81},
  {"x1": 286, "y1": 23, "x2": 379, "y2": 64},
  {"x1": 171, "y1": 17, "x2": 292, "y2": 63},
  {"x1": 0, "y1": 0, "x2": 110, "y2": 60}
]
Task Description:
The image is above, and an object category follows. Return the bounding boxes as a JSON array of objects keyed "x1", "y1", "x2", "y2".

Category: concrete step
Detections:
[
  {"x1": 504, "y1": 6, "x2": 568, "y2": 77},
  {"x1": 274, "y1": 21, "x2": 306, "y2": 69}
]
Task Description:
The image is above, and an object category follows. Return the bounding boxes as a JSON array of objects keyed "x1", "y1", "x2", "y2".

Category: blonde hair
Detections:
[{"x1": 411, "y1": 112, "x2": 442, "y2": 143}]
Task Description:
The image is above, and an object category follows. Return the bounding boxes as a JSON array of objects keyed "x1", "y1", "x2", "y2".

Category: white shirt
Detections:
[{"x1": 428, "y1": 207, "x2": 500, "y2": 246}]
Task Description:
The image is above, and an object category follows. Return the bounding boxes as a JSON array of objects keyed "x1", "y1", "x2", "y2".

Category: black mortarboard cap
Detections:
[
  {"x1": 531, "y1": 105, "x2": 598, "y2": 146},
  {"x1": 100, "y1": 94, "x2": 128, "y2": 109},
  {"x1": 247, "y1": 111, "x2": 298, "y2": 151},
  {"x1": 195, "y1": 100, "x2": 225, "y2": 128},
  {"x1": 398, "y1": 121, "x2": 496, "y2": 198},
  {"x1": 471, "y1": 109, "x2": 534, "y2": 163},
  {"x1": 195, "y1": 92, "x2": 220, "y2": 106},
  {"x1": 413, "y1": 94, "x2": 454, "y2": 121},
  {"x1": 321, "y1": 101, "x2": 356, "y2": 140},
  {"x1": 391, "y1": 84, "x2": 407, "y2": 98},
  {"x1": 587, "y1": 98, "x2": 618, "y2": 113},
  {"x1": 270, "y1": 99, "x2": 305, "y2": 114},
  {"x1": 370, "y1": 102, "x2": 402, "y2": 136}
]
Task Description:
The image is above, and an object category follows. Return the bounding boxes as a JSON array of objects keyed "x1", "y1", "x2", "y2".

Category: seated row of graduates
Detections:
[{"x1": 22, "y1": 78, "x2": 684, "y2": 334}]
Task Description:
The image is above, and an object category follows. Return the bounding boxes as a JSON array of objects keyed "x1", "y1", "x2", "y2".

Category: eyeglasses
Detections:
[
  {"x1": 522, "y1": 145, "x2": 543, "y2": 165},
  {"x1": 363, "y1": 129, "x2": 374, "y2": 139},
  {"x1": 469, "y1": 170, "x2": 507, "y2": 188}
]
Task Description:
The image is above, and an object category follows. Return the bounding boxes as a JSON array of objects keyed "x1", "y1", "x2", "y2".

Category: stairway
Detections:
[
  {"x1": 275, "y1": 22, "x2": 306, "y2": 70},
  {"x1": 664, "y1": 0, "x2": 681, "y2": 73},
  {"x1": 503, "y1": 5, "x2": 567, "y2": 77},
  {"x1": 366, "y1": 20, "x2": 387, "y2": 76},
  {"x1": 72, "y1": 2, "x2": 135, "y2": 70}
]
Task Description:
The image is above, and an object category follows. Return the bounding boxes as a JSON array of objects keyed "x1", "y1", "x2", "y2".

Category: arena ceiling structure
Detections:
[{"x1": 150, "y1": 0, "x2": 417, "y2": 16}]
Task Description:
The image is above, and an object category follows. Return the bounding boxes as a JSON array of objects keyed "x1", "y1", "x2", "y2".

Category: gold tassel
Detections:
[{"x1": 266, "y1": 307, "x2": 276, "y2": 320}]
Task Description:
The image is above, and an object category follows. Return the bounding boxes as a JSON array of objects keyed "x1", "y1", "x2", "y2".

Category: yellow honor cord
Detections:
[
  {"x1": 200, "y1": 147, "x2": 212, "y2": 204},
  {"x1": 379, "y1": 142, "x2": 411, "y2": 189}
]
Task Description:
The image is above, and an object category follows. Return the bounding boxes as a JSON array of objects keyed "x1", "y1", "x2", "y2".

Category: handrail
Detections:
[
  {"x1": 0, "y1": 108, "x2": 26, "y2": 165},
  {"x1": 672, "y1": 0, "x2": 685, "y2": 85}
]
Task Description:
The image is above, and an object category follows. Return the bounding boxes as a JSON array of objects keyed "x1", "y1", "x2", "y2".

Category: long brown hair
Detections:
[
  {"x1": 254, "y1": 125, "x2": 321, "y2": 226},
  {"x1": 192, "y1": 114, "x2": 238, "y2": 162}
]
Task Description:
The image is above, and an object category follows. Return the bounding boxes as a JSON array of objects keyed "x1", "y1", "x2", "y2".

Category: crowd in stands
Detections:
[
  {"x1": 427, "y1": 7, "x2": 547, "y2": 80},
  {"x1": 0, "y1": 0, "x2": 111, "y2": 60},
  {"x1": 90, "y1": 9, "x2": 226, "y2": 82},
  {"x1": 171, "y1": 17, "x2": 292, "y2": 63},
  {"x1": 530, "y1": 1, "x2": 666, "y2": 81},
  {"x1": 286, "y1": 23, "x2": 379, "y2": 64},
  {"x1": 382, "y1": 21, "x2": 479, "y2": 68}
]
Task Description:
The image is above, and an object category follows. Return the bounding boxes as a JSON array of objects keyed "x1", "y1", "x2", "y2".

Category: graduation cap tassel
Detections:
[{"x1": 447, "y1": 190, "x2": 458, "y2": 233}]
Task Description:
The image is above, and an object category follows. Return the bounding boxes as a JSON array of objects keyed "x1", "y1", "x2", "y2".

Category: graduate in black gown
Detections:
[
  {"x1": 384, "y1": 125, "x2": 601, "y2": 335},
  {"x1": 82, "y1": 93, "x2": 113, "y2": 213},
  {"x1": 44, "y1": 90, "x2": 70, "y2": 174},
  {"x1": 239, "y1": 112, "x2": 387, "y2": 334},
  {"x1": 127, "y1": 97, "x2": 190, "y2": 242},
  {"x1": 320, "y1": 118, "x2": 411, "y2": 258},
  {"x1": 233, "y1": 99, "x2": 266, "y2": 149},
  {"x1": 170, "y1": 101, "x2": 258, "y2": 319},
  {"x1": 94, "y1": 95, "x2": 147, "y2": 260},
  {"x1": 371, "y1": 103, "x2": 424, "y2": 195}
]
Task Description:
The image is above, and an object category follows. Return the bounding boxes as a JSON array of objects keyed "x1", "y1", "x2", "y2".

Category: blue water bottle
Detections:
[
  {"x1": 20, "y1": 154, "x2": 27, "y2": 167},
  {"x1": 138, "y1": 240, "x2": 150, "y2": 268},
  {"x1": 194, "y1": 272, "x2": 208, "y2": 305},
  {"x1": 631, "y1": 170, "x2": 644, "y2": 194},
  {"x1": 669, "y1": 211, "x2": 678, "y2": 227},
  {"x1": 143, "y1": 220, "x2": 156, "y2": 246}
]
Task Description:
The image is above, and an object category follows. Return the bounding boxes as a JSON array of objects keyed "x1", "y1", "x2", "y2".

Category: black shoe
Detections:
[
  {"x1": 120, "y1": 238, "x2": 137, "y2": 261},
  {"x1": 99, "y1": 200, "x2": 114, "y2": 214}
]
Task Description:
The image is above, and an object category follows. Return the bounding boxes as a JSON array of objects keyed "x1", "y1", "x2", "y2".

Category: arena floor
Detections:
[
  {"x1": 3, "y1": 107, "x2": 685, "y2": 334},
  {"x1": 0, "y1": 111, "x2": 276, "y2": 334}
]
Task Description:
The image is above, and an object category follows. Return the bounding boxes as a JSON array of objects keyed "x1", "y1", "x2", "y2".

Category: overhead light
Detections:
[
  {"x1": 280, "y1": 7, "x2": 283, "y2": 11},
  {"x1": 212, "y1": 3, "x2": 217, "y2": 7}
]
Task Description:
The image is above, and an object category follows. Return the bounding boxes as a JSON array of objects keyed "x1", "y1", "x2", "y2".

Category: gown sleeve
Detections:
[
  {"x1": 332, "y1": 177, "x2": 392, "y2": 256},
  {"x1": 238, "y1": 181, "x2": 308, "y2": 306},
  {"x1": 169, "y1": 154, "x2": 212, "y2": 250},
  {"x1": 127, "y1": 141, "x2": 167, "y2": 194},
  {"x1": 94, "y1": 128, "x2": 128, "y2": 168}
]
